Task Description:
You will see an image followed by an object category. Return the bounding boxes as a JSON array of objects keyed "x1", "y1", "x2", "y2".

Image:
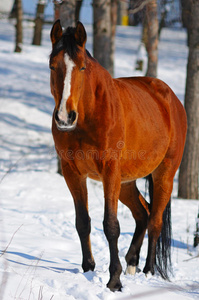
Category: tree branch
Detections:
[{"x1": 129, "y1": 0, "x2": 154, "y2": 14}]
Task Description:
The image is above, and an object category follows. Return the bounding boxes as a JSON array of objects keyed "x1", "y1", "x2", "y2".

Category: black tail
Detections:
[{"x1": 146, "y1": 174, "x2": 172, "y2": 280}]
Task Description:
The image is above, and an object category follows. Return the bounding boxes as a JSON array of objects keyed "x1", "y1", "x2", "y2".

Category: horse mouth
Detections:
[{"x1": 54, "y1": 109, "x2": 78, "y2": 132}]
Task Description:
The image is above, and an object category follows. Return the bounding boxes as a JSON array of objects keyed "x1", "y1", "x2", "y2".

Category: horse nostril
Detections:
[
  {"x1": 55, "y1": 109, "x2": 67, "y2": 127},
  {"x1": 54, "y1": 109, "x2": 77, "y2": 131},
  {"x1": 68, "y1": 110, "x2": 77, "y2": 124},
  {"x1": 55, "y1": 109, "x2": 60, "y2": 122}
]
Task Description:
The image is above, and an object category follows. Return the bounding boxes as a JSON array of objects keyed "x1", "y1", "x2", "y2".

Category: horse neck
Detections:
[{"x1": 81, "y1": 57, "x2": 115, "y2": 114}]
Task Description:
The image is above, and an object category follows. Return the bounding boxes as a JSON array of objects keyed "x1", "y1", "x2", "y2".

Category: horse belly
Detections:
[
  {"x1": 120, "y1": 120, "x2": 170, "y2": 181},
  {"x1": 120, "y1": 146, "x2": 168, "y2": 181}
]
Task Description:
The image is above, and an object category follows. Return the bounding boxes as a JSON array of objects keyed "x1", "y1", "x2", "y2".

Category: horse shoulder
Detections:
[{"x1": 88, "y1": 71, "x2": 125, "y2": 148}]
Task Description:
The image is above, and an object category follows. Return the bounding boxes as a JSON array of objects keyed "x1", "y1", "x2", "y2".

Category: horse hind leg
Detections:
[
  {"x1": 143, "y1": 165, "x2": 173, "y2": 279},
  {"x1": 119, "y1": 181, "x2": 150, "y2": 275}
]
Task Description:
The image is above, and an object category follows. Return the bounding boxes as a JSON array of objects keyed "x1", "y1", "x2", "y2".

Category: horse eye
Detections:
[
  {"x1": 80, "y1": 67, "x2": 86, "y2": 71},
  {"x1": 50, "y1": 66, "x2": 55, "y2": 71}
]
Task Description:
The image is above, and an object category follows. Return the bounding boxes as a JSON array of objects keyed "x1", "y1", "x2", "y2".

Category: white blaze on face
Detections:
[{"x1": 58, "y1": 53, "x2": 75, "y2": 122}]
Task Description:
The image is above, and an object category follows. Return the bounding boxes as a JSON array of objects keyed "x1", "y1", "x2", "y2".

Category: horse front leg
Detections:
[
  {"x1": 61, "y1": 161, "x2": 95, "y2": 273},
  {"x1": 102, "y1": 160, "x2": 122, "y2": 291}
]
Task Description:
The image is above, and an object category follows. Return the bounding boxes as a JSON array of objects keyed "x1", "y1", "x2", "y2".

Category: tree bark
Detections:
[
  {"x1": 93, "y1": 0, "x2": 112, "y2": 75},
  {"x1": 181, "y1": 0, "x2": 192, "y2": 46},
  {"x1": 145, "y1": 0, "x2": 158, "y2": 77},
  {"x1": 55, "y1": 0, "x2": 76, "y2": 28},
  {"x1": 75, "y1": 0, "x2": 83, "y2": 24},
  {"x1": 54, "y1": 2, "x2": 60, "y2": 21},
  {"x1": 32, "y1": 0, "x2": 46, "y2": 46},
  {"x1": 158, "y1": 0, "x2": 168, "y2": 37},
  {"x1": 9, "y1": 0, "x2": 17, "y2": 19},
  {"x1": 110, "y1": 0, "x2": 118, "y2": 76},
  {"x1": 14, "y1": 0, "x2": 23, "y2": 53},
  {"x1": 178, "y1": 0, "x2": 199, "y2": 200}
]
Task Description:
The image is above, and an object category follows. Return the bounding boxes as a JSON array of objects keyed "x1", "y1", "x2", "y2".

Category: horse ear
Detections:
[
  {"x1": 75, "y1": 21, "x2": 87, "y2": 48},
  {"x1": 50, "y1": 19, "x2": 63, "y2": 45}
]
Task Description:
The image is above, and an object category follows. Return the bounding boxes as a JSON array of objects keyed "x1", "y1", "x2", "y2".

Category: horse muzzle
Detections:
[{"x1": 54, "y1": 109, "x2": 78, "y2": 132}]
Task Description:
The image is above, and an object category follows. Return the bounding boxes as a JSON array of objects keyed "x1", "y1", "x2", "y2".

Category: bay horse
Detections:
[{"x1": 49, "y1": 20, "x2": 187, "y2": 291}]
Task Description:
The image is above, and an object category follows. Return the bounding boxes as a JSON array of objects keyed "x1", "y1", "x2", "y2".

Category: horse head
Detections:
[{"x1": 50, "y1": 20, "x2": 87, "y2": 132}]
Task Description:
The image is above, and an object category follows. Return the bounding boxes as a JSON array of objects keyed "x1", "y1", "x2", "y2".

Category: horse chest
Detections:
[{"x1": 53, "y1": 128, "x2": 103, "y2": 176}]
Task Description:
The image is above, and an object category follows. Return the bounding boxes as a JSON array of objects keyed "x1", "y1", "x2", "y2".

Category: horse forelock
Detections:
[{"x1": 50, "y1": 26, "x2": 79, "y2": 61}]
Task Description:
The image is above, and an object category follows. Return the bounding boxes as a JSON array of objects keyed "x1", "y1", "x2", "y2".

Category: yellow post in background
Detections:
[
  {"x1": 122, "y1": 15, "x2": 129, "y2": 26},
  {"x1": 118, "y1": 0, "x2": 129, "y2": 25}
]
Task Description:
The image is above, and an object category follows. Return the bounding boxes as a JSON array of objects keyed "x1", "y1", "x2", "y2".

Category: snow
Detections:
[
  {"x1": 0, "y1": 0, "x2": 13, "y2": 13},
  {"x1": 0, "y1": 18, "x2": 199, "y2": 300}
]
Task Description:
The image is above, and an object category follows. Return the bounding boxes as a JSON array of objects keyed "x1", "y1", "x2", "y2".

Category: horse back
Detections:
[{"x1": 114, "y1": 76, "x2": 186, "y2": 138}]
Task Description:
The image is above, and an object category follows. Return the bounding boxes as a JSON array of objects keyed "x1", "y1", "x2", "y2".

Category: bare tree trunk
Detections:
[
  {"x1": 75, "y1": 0, "x2": 83, "y2": 23},
  {"x1": 135, "y1": 7, "x2": 147, "y2": 72},
  {"x1": 142, "y1": 13, "x2": 148, "y2": 48},
  {"x1": 145, "y1": 0, "x2": 158, "y2": 77},
  {"x1": 14, "y1": 0, "x2": 23, "y2": 53},
  {"x1": 110, "y1": 0, "x2": 118, "y2": 77},
  {"x1": 9, "y1": 0, "x2": 17, "y2": 19},
  {"x1": 178, "y1": 0, "x2": 199, "y2": 200},
  {"x1": 54, "y1": 2, "x2": 60, "y2": 21},
  {"x1": 181, "y1": 0, "x2": 192, "y2": 46},
  {"x1": 32, "y1": 0, "x2": 46, "y2": 46},
  {"x1": 93, "y1": 0, "x2": 112, "y2": 74},
  {"x1": 158, "y1": 0, "x2": 168, "y2": 37},
  {"x1": 54, "y1": 0, "x2": 76, "y2": 28}
]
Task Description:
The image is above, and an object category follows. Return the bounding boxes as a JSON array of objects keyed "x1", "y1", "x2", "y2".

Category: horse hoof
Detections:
[
  {"x1": 145, "y1": 271, "x2": 152, "y2": 278},
  {"x1": 125, "y1": 265, "x2": 141, "y2": 275},
  {"x1": 107, "y1": 279, "x2": 122, "y2": 292},
  {"x1": 125, "y1": 265, "x2": 136, "y2": 275},
  {"x1": 82, "y1": 259, "x2": 95, "y2": 272},
  {"x1": 143, "y1": 265, "x2": 154, "y2": 277}
]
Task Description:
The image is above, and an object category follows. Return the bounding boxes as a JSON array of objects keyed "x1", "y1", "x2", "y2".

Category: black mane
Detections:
[{"x1": 50, "y1": 26, "x2": 79, "y2": 61}]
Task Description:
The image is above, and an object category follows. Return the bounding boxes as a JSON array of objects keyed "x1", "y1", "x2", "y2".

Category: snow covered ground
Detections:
[{"x1": 0, "y1": 18, "x2": 199, "y2": 300}]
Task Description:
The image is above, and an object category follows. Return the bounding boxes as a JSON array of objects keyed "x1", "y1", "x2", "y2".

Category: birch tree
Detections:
[
  {"x1": 145, "y1": 0, "x2": 158, "y2": 77},
  {"x1": 93, "y1": 0, "x2": 112, "y2": 74},
  {"x1": 54, "y1": 0, "x2": 76, "y2": 28},
  {"x1": 93, "y1": 0, "x2": 118, "y2": 77}
]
